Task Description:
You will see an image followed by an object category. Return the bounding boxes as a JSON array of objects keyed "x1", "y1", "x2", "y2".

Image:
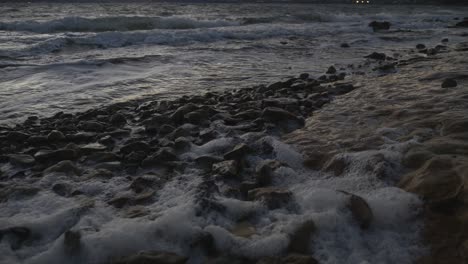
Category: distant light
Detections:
[
  {"x1": 356, "y1": 1, "x2": 359, "y2": 3},
  {"x1": 367, "y1": 1, "x2": 369, "y2": 3}
]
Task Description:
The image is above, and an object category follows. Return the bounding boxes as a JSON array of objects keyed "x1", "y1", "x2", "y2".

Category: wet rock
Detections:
[
  {"x1": 402, "y1": 148, "x2": 434, "y2": 169},
  {"x1": 120, "y1": 141, "x2": 150, "y2": 154},
  {"x1": 171, "y1": 103, "x2": 198, "y2": 123},
  {"x1": 52, "y1": 183, "x2": 72, "y2": 197},
  {"x1": 340, "y1": 43, "x2": 350, "y2": 48},
  {"x1": 79, "y1": 121, "x2": 105, "y2": 132},
  {"x1": 130, "y1": 175, "x2": 161, "y2": 193},
  {"x1": 442, "y1": 38, "x2": 449, "y2": 43},
  {"x1": 98, "y1": 135, "x2": 115, "y2": 146},
  {"x1": 142, "y1": 148, "x2": 177, "y2": 167},
  {"x1": 47, "y1": 130, "x2": 65, "y2": 142},
  {"x1": 87, "y1": 152, "x2": 120, "y2": 163},
  {"x1": 223, "y1": 143, "x2": 252, "y2": 161},
  {"x1": 122, "y1": 206, "x2": 150, "y2": 218},
  {"x1": 230, "y1": 221, "x2": 256, "y2": 238},
  {"x1": 27, "y1": 136, "x2": 48, "y2": 145},
  {"x1": 79, "y1": 143, "x2": 107, "y2": 155},
  {"x1": 288, "y1": 220, "x2": 316, "y2": 254},
  {"x1": 195, "y1": 155, "x2": 223, "y2": 170},
  {"x1": 108, "y1": 195, "x2": 132, "y2": 208},
  {"x1": 212, "y1": 160, "x2": 239, "y2": 178},
  {"x1": 9, "y1": 154, "x2": 35, "y2": 167},
  {"x1": 441, "y1": 78, "x2": 457, "y2": 88},
  {"x1": 0, "y1": 184, "x2": 40, "y2": 202},
  {"x1": 399, "y1": 156, "x2": 465, "y2": 204},
  {"x1": 34, "y1": 149, "x2": 78, "y2": 163},
  {"x1": 185, "y1": 110, "x2": 209, "y2": 124},
  {"x1": 365, "y1": 52, "x2": 387, "y2": 61},
  {"x1": 248, "y1": 187, "x2": 293, "y2": 209},
  {"x1": 66, "y1": 132, "x2": 96, "y2": 142},
  {"x1": 326, "y1": 66, "x2": 337, "y2": 74},
  {"x1": 340, "y1": 191, "x2": 373, "y2": 229},
  {"x1": 0, "y1": 226, "x2": 31, "y2": 250},
  {"x1": 369, "y1": 21, "x2": 391, "y2": 31},
  {"x1": 44, "y1": 160, "x2": 82, "y2": 176},
  {"x1": 255, "y1": 160, "x2": 281, "y2": 186},
  {"x1": 111, "y1": 251, "x2": 188, "y2": 264},
  {"x1": 63, "y1": 230, "x2": 81, "y2": 255},
  {"x1": 299, "y1": 73, "x2": 309, "y2": 80},
  {"x1": 95, "y1": 161, "x2": 121, "y2": 171},
  {"x1": 262, "y1": 107, "x2": 299, "y2": 123},
  {"x1": 110, "y1": 113, "x2": 126, "y2": 125},
  {"x1": 416, "y1": 44, "x2": 426, "y2": 50},
  {"x1": 282, "y1": 254, "x2": 318, "y2": 264},
  {"x1": 7, "y1": 131, "x2": 30, "y2": 142},
  {"x1": 323, "y1": 155, "x2": 348, "y2": 176},
  {"x1": 124, "y1": 151, "x2": 147, "y2": 164},
  {"x1": 85, "y1": 168, "x2": 114, "y2": 179},
  {"x1": 159, "y1": 124, "x2": 175, "y2": 135},
  {"x1": 174, "y1": 137, "x2": 192, "y2": 151},
  {"x1": 455, "y1": 20, "x2": 468, "y2": 28}
]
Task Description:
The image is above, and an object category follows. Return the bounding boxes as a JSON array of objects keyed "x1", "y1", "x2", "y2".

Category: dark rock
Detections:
[
  {"x1": 212, "y1": 160, "x2": 239, "y2": 178},
  {"x1": 85, "y1": 169, "x2": 114, "y2": 179},
  {"x1": 108, "y1": 195, "x2": 132, "y2": 208},
  {"x1": 299, "y1": 73, "x2": 309, "y2": 80},
  {"x1": 98, "y1": 135, "x2": 115, "y2": 146},
  {"x1": 43, "y1": 160, "x2": 82, "y2": 176},
  {"x1": 52, "y1": 183, "x2": 72, "y2": 197},
  {"x1": 240, "y1": 181, "x2": 257, "y2": 197},
  {"x1": 442, "y1": 38, "x2": 449, "y2": 43},
  {"x1": 47, "y1": 130, "x2": 65, "y2": 142},
  {"x1": 0, "y1": 226, "x2": 31, "y2": 250},
  {"x1": 7, "y1": 132, "x2": 30, "y2": 142},
  {"x1": 326, "y1": 66, "x2": 337, "y2": 74},
  {"x1": 79, "y1": 143, "x2": 107, "y2": 155},
  {"x1": 174, "y1": 137, "x2": 192, "y2": 151},
  {"x1": 416, "y1": 44, "x2": 426, "y2": 50},
  {"x1": 340, "y1": 190, "x2": 373, "y2": 229},
  {"x1": 365, "y1": 52, "x2": 387, "y2": 61},
  {"x1": 340, "y1": 43, "x2": 350, "y2": 48},
  {"x1": 288, "y1": 220, "x2": 316, "y2": 254},
  {"x1": 159, "y1": 124, "x2": 175, "y2": 135},
  {"x1": 223, "y1": 143, "x2": 252, "y2": 161},
  {"x1": 247, "y1": 187, "x2": 293, "y2": 209},
  {"x1": 63, "y1": 230, "x2": 81, "y2": 255},
  {"x1": 79, "y1": 121, "x2": 105, "y2": 132},
  {"x1": 255, "y1": 160, "x2": 281, "y2": 186},
  {"x1": 171, "y1": 103, "x2": 198, "y2": 123},
  {"x1": 262, "y1": 107, "x2": 299, "y2": 123},
  {"x1": 195, "y1": 156, "x2": 223, "y2": 170},
  {"x1": 130, "y1": 175, "x2": 161, "y2": 193},
  {"x1": 441, "y1": 78, "x2": 457, "y2": 88},
  {"x1": 27, "y1": 136, "x2": 48, "y2": 145},
  {"x1": 142, "y1": 148, "x2": 177, "y2": 167},
  {"x1": 111, "y1": 251, "x2": 187, "y2": 264},
  {"x1": 9, "y1": 154, "x2": 35, "y2": 167},
  {"x1": 109, "y1": 113, "x2": 126, "y2": 125},
  {"x1": 87, "y1": 152, "x2": 120, "y2": 163},
  {"x1": 124, "y1": 151, "x2": 147, "y2": 164},
  {"x1": 95, "y1": 161, "x2": 121, "y2": 171},
  {"x1": 369, "y1": 21, "x2": 391, "y2": 31},
  {"x1": 34, "y1": 149, "x2": 78, "y2": 163},
  {"x1": 120, "y1": 141, "x2": 150, "y2": 154},
  {"x1": 455, "y1": 20, "x2": 468, "y2": 28}
]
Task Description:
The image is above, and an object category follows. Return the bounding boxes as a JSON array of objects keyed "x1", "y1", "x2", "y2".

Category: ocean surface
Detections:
[
  {"x1": 1, "y1": 2, "x2": 468, "y2": 264},
  {"x1": 0, "y1": 3, "x2": 466, "y2": 124}
]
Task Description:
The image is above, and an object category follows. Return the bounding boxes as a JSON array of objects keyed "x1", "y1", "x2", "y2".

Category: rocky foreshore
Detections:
[{"x1": 1, "y1": 25, "x2": 468, "y2": 264}]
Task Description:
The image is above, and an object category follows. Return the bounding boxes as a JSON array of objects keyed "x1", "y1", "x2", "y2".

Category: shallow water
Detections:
[{"x1": 1, "y1": 3, "x2": 467, "y2": 124}]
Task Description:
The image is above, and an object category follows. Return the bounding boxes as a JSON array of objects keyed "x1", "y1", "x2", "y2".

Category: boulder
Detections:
[
  {"x1": 79, "y1": 121, "x2": 105, "y2": 132},
  {"x1": 288, "y1": 219, "x2": 316, "y2": 254},
  {"x1": 248, "y1": 187, "x2": 293, "y2": 209},
  {"x1": 262, "y1": 107, "x2": 299, "y2": 123},
  {"x1": 87, "y1": 152, "x2": 120, "y2": 163},
  {"x1": 365, "y1": 52, "x2": 387, "y2": 61},
  {"x1": 7, "y1": 132, "x2": 30, "y2": 142},
  {"x1": 109, "y1": 113, "x2": 126, "y2": 125},
  {"x1": 34, "y1": 149, "x2": 78, "y2": 163},
  {"x1": 326, "y1": 66, "x2": 337, "y2": 74},
  {"x1": 47, "y1": 130, "x2": 65, "y2": 142},
  {"x1": 9, "y1": 154, "x2": 35, "y2": 167},
  {"x1": 212, "y1": 160, "x2": 239, "y2": 178},
  {"x1": 43, "y1": 160, "x2": 82, "y2": 176},
  {"x1": 399, "y1": 156, "x2": 465, "y2": 204},
  {"x1": 230, "y1": 221, "x2": 256, "y2": 238},
  {"x1": 340, "y1": 191, "x2": 373, "y2": 229},
  {"x1": 195, "y1": 155, "x2": 223, "y2": 170},
  {"x1": 120, "y1": 141, "x2": 150, "y2": 154},
  {"x1": 441, "y1": 78, "x2": 457, "y2": 88},
  {"x1": 223, "y1": 143, "x2": 252, "y2": 161}
]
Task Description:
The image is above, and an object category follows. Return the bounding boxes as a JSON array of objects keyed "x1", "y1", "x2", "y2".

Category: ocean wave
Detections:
[{"x1": 0, "y1": 16, "x2": 239, "y2": 33}]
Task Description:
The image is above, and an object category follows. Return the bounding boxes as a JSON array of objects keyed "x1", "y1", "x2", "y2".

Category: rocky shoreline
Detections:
[{"x1": 1, "y1": 23, "x2": 467, "y2": 263}]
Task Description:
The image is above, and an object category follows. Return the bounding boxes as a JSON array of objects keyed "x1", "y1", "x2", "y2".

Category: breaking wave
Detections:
[{"x1": 0, "y1": 16, "x2": 239, "y2": 33}]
